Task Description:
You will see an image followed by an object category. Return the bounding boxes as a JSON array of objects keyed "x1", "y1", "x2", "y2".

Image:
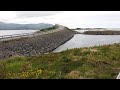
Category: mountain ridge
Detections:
[{"x1": 0, "y1": 22, "x2": 53, "y2": 30}]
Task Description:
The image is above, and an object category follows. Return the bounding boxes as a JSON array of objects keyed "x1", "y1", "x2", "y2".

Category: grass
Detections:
[
  {"x1": 0, "y1": 43, "x2": 120, "y2": 79},
  {"x1": 37, "y1": 25, "x2": 58, "y2": 32},
  {"x1": 35, "y1": 25, "x2": 58, "y2": 34}
]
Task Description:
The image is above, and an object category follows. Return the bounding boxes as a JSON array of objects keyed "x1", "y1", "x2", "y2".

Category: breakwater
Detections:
[{"x1": 0, "y1": 25, "x2": 75, "y2": 59}]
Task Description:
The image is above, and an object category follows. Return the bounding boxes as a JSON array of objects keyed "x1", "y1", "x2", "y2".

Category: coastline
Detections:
[{"x1": 0, "y1": 25, "x2": 75, "y2": 59}]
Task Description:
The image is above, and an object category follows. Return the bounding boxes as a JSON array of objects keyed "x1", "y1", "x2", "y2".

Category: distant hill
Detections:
[{"x1": 0, "y1": 22, "x2": 53, "y2": 30}]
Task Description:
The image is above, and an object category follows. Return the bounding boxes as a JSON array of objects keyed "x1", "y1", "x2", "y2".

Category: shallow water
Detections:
[
  {"x1": 0, "y1": 30, "x2": 39, "y2": 36},
  {"x1": 53, "y1": 34, "x2": 120, "y2": 52}
]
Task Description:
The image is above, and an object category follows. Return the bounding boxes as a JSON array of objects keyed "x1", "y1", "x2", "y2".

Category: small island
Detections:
[{"x1": 83, "y1": 30, "x2": 120, "y2": 35}]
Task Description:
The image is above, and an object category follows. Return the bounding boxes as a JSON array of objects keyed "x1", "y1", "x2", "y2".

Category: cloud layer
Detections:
[
  {"x1": 1, "y1": 11, "x2": 120, "y2": 28},
  {"x1": 14, "y1": 11, "x2": 63, "y2": 17}
]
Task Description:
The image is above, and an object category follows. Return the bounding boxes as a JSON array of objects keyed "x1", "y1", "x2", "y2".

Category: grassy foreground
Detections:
[{"x1": 0, "y1": 43, "x2": 120, "y2": 79}]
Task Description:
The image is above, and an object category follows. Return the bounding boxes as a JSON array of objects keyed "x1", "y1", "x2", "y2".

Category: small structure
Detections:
[{"x1": 116, "y1": 72, "x2": 120, "y2": 79}]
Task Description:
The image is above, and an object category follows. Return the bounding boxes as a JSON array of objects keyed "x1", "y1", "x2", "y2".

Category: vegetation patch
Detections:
[
  {"x1": 36, "y1": 25, "x2": 59, "y2": 33},
  {"x1": 0, "y1": 43, "x2": 120, "y2": 79}
]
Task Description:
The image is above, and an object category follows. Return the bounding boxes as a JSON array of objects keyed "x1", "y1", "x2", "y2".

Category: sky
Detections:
[{"x1": 0, "y1": 11, "x2": 120, "y2": 28}]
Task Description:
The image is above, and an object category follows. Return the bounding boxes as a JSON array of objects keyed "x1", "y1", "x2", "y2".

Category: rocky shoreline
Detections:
[{"x1": 0, "y1": 25, "x2": 75, "y2": 59}]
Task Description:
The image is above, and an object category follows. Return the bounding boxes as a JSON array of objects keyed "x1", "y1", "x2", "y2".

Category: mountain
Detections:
[{"x1": 0, "y1": 22, "x2": 53, "y2": 30}]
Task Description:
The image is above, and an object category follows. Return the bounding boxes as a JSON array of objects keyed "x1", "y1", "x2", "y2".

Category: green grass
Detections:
[
  {"x1": 38, "y1": 25, "x2": 58, "y2": 32},
  {"x1": 0, "y1": 43, "x2": 120, "y2": 79}
]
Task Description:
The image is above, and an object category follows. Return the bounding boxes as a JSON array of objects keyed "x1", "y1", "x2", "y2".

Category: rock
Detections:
[{"x1": 0, "y1": 25, "x2": 75, "y2": 59}]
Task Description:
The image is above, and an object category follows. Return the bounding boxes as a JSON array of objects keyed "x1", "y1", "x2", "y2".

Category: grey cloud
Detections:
[{"x1": 14, "y1": 11, "x2": 63, "y2": 18}]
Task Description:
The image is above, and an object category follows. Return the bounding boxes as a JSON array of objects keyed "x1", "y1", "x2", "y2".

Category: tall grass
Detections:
[{"x1": 0, "y1": 43, "x2": 120, "y2": 79}]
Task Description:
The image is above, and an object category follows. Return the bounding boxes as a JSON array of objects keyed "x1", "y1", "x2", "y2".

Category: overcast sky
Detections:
[{"x1": 0, "y1": 11, "x2": 120, "y2": 28}]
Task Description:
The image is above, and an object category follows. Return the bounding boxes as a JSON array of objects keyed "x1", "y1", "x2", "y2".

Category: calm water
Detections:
[
  {"x1": 1, "y1": 30, "x2": 120, "y2": 53},
  {"x1": 53, "y1": 34, "x2": 120, "y2": 52},
  {"x1": 0, "y1": 30, "x2": 39, "y2": 36},
  {"x1": 74, "y1": 30, "x2": 88, "y2": 33}
]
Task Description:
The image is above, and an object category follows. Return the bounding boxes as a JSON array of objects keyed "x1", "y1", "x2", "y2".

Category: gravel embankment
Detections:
[{"x1": 0, "y1": 26, "x2": 75, "y2": 59}]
